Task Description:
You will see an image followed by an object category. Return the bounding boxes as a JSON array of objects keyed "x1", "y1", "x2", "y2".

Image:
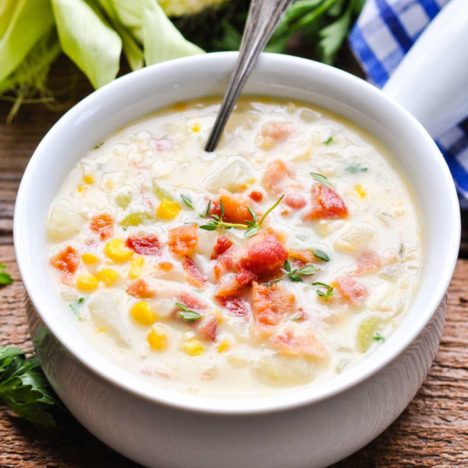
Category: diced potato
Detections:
[
  {"x1": 356, "y1": 316, "x2": 382, "y2": 353},
  {"x1": 204, "y1": 158, "x2": 254, "y2": 193},
  {"x1": 333, "y1": 222, "x2": 377, "y2": 253},
  {"x1": 88, "y1": 291, "x2": 134, "y2": 346},
  {"x1": 253, "y1": 354, "x2": 315, "y2": 386},
  {"x1": 47, "y1": 200, "x2": 84, "y2": 242}
]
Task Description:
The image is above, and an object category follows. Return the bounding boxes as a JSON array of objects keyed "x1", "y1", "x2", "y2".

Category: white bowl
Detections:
[{"x1": 14, "y1": 52, "x2": 460, "y2": 467}]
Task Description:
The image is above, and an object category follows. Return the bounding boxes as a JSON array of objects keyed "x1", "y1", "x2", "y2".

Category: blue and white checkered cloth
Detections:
[{"x1": 349, "y1": 0, "x2": 468, "y2": 206}]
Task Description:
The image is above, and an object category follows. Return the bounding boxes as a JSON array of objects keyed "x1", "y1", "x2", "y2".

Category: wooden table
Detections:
[{"x1": 1, "y1": 58, "x2": 467, "y2": 467}]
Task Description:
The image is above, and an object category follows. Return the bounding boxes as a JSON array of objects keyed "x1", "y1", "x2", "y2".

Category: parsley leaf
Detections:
[
  {"x1": 181, "y1": 194, "x2": 194, "y2": 209},
  {"x1": 373, "y1": 333, "x2": 386, "y2": 344},
  {"x1": 0, "y1": 347, "x2": 56, "y2": 428},
  {"x1": 0, "y1": 264, "x2": 13, "y2": 287},
  {"x1": 346, "y1": 163, "x2": 368, "y2": 173},
  {"x1": 323, "y1": 136, "x2": 333, "y2": 145},
  {"x1": 175, "y1": 302, "x2": 202, "y2": 322}
]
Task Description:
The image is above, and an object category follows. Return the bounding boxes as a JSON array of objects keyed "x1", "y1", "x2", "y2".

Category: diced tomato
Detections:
[
  {"x1": 209, "y1": 199, "x2": 222, "y2": 217},
  {"x1": 249, "y1": 190, "x2": 264, "y2": 203},
  {"x1": 303, "y1": 184, "x2": 348, "y2": 220},
  {"x1": 126, "y1": 234, "x2": 161, "y2": 256},
  {"x1": 179, "y1": 292, "x2": 207, "y2": 311},
  {"x1": 355, "y1": 250, "x2": 382, "y2": 275},
  {"x1": 269, "y1": 326, "x2": 328, "y2": 360},
  {"x1": 334, "y1": 276, "x2": 368, "y2": 307},
  {"x1": 262, "y1": 160, "x2": 291, "y2": 194},
  {"x1": 251, "y1": 281, "x2": 296, "y2": 331},
  {"x1": 284, "y1": 194, "x2": 306, "y2": 209},
  {"x1": 197, "y1": 315, "x2": 217, "y2": 342},
  {"x1": 168, "y1": 225, "x2": 198, "y2": 257},
  {"x1": 51, "y1": 246, "x2": 79, "y2": 276},
  {"x1": 215, "y1": 269, "x2": 256, "y2": 297},
  {"x1": 90, "y1": 213, "x2": 113, "y2": 241},
  {"x1": 217, "y1": 296, "x2": 251, "y2": 317},
  {"x1": 211, "y1": 236, "x2": 233, "y2": 260},
  {"x1": 127, "y1": 278, "x2": 156, "y2": 298},
  {"x1": 219, "y1": 189, "x2": 256, "y2": 224},
  {"x1": 240, "y1": 232, "x2": 288, "y2": 278},
  {"x1": 260, "y1": 121, "x2": 293, "y2": 143},
  {"x1": 182, "y1": 256, "x2": 207, "y2": 288}
]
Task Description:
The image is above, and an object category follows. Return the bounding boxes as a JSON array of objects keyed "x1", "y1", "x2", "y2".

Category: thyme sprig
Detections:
[{"x1": 283, "y1": 260, "x2": 318, "y2": 282}]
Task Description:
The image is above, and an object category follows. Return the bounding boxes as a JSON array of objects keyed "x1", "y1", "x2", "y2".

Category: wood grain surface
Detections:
[{"x1": 0, "y1": 56, "x2": 467, "y2": 467}]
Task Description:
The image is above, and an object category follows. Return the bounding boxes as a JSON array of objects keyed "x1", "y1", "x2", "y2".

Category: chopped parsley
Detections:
[
  {"x1": 180, "y1": 194, "x2": 194, "y2": 209},
  {"x1": 313, "y1": 281, "x2": 334, "y2": 301},
  {"x1": 310, "y1": 172, "x2": 334, "y2": 188},
  {"x1": 284, "y1": 260, "x2": 318, "y2": 282},
  {"x1": 175, "y1": 302, "x2": 202, "y2": 322},
  {"x1": 69, "y1": 297, "x2": 86, "y2": 318},
  {"x1": 372, "y1": 333, "x2": 386, "y2": 343},
  {"x1": 323, "y1": 136, "x2": 333, "y2": 145},
  {"x1": 346, "y1": 163, "x2": 368, "y2": 173}
]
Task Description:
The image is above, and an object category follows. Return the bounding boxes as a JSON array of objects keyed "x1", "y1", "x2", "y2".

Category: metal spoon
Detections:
[{"x1": 204, "y1": 0, "x2": 294, "y2": 152}]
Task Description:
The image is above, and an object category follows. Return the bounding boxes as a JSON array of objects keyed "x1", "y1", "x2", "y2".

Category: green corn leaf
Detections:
[
  {"x1": 51, "y1": 0, "x2": 122, "y2": 88},
  {"x1": 0, "y1": 0, "x2": 54, "y2": 83}
]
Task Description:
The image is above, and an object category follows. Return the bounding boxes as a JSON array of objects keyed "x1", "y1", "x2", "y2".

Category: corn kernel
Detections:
[
  {"x1": 156, "y1": 198, "x2": 181, "y2": 220},
  {"x1": 81, "y1": 252, "x2": 99, "y2": 265},
  {"x1": 97, "y1": 268, "x2": 120, "y2": 286},
  {"x1": 77, "y1": 184, "x2": 85, "y2": 193},
  {"x1": 104, "y1": 239, "x2": 133, "y2": 263},
  {"x1": 147, "y1": 327, "x2": 168, "y2": 351},
  {"x1": 76, "y1": 273, "x2": 99, "y2": 292},
  {"x1": 129, "y1": 256, "x2": 144, "y2": 279},
  {"x1": 214, "y1": 309, "x2": 224, "y2": 324},
  {"x1": 130, "y1": 301, "x2": 157, "y2": 326},
  {"x1": 191, "y1": 122, "x2": 201, "y2": 133},
  {"x1": 354, "y1": 184, "x2": 367, "y2": 198},
  {"x1": 83, "y1": 174, "x2": 95, "y2": 185},
  {"x1": 182, "y1": 338, "x2": 205, "y2": 356},
  {"x1": 96, "y1": 327, "x2": 108, "y2": 333},
  {"x1": 217, "y1": 340, "x2": 230, "y2": 353},
  {"x1": 105, "y1": 179, "x2": 114, "y2": 190}
]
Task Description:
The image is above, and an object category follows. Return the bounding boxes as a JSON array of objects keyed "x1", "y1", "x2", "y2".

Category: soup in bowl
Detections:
[{"x1": 14, "y1": 53, "x2": 460, "y2": 468}]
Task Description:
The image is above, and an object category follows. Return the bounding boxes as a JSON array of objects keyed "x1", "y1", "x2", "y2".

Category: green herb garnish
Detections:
[
  {"x1": 284, "y1": 260, "x2": 318, "y2": 282},
  {"x1": 310, "y1": 172, "x2": 334, "y2": 188},
  {"x1": 372, "y1": 333, "x2": 386, "y2": 343},
  {"x1": 346, "y1": 163, "x2": 368, "y2": 173},
  {"x1": 313, "y1": 281, "x2": 335, "y2": 301},
  {"x1": 323, "y1": 136, "x2": 333, "y2": 145},
  {"x1": 0, "y1": 264, "x2": 13, "y2": 287},
  {"x1": 311, "y1": 249, "x2": 330, "y2": 262},
  {"x1": 199, "y1": 195, "x2": 284, "y2": 239},
  {"x1": 69, "y1": 297, "x2": 86, "y2": 316},
  {"x1": 175, "y1": 302, "x2": 202, "y2": 322},
  {"x1": 181, "y1": 194, "x2": 194, "y2": 209},
  {"x1": 0, "y1": 347, "x2": 56, "y2": 428}
]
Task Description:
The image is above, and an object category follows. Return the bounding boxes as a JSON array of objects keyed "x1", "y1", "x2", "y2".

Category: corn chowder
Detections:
[{"x1": 47, "y1": 98, "x2": 421, "y2": 396}]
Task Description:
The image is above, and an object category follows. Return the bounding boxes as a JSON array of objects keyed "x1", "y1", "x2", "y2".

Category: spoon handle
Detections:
[{"x1": 204, "y1": 0, "x2": 294, "y2": 152}]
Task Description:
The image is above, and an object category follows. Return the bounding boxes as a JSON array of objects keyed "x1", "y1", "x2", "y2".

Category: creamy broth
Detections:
[{"x1": 47, "y1": 98, "x2": 421, "y2": 397}]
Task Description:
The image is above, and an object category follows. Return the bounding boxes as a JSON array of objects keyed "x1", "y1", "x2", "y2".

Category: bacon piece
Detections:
[
  {"x1": 288, "y1": 249, "x2": 316, "y2": 264},
  {"x1": 334, "y1": 276, "x2": 368, "y2": 307},
  {"x1": 127, "y1": 278, "x2": 156, "y2": 299},
  {"x1": 90, "y1": 213, "x2": 113, "y2": 241},
  {"x1": 219, "y1": 189, "x2": 256, "y2": 224},
  {"x1": 51, "y1": 246, "x2": 79, "y2": 276},
  {"x1": 182, "y1": 256, "x2": 207, "y2": 288},
  {"x1": 168, "y1": 225, "x2": 198, "y2": 257},
  {"x1": 284, "y1": 194, "x2": 306, "y2": 209},
  {"x1": 252, "y1": 281, "x2": 296, "y2": 332},
  {"x1": 261, "y1": 159, "x2": 305, "y2": 199},
  {"x1": 217, "y1": 296, "x2": 251, "y2": 318},
  {"x1": 197, "y1": 315, "x2": 218, "y2": 341},
  {"x1": 215, "y1": 269, "x2": 256, "y2": 297},
  {"x1": 179, "y1": 292, "x2": 207, "y2": 311},
  {"x1": 126, "y1": 234, "x2": 161, "y2": 256},
  {"x1": 303, "y1": 184, "x2": 348, "y2": 220},
  {"x1": 355, "y1": 249, "x2": 382, "y2": 275},
  {"x1": 270, "y1": 325, "x2": 328, "y2": 360},
  {"x1": 249, "y1": 190, "x2": 264, "y2": 203},
  {"x1": 211, "y1": 236, "x2": 233, "y2": 260},
  {"x1": 240, "y1": 231, "x2": 288, "y2": 278}
]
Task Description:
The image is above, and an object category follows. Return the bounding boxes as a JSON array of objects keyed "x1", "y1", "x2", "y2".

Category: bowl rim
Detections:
[{"x1": 14, "y1": 52, "x2": 461, "y2": 415}]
